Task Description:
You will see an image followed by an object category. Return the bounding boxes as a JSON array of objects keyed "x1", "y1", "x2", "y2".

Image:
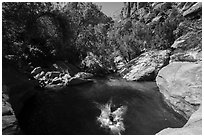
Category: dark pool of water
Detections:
[{"x1": 16, "y1": 78, "x2": 187, "y2": 135}]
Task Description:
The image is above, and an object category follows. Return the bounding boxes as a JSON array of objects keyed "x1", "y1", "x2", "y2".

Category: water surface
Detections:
[{"x1": 17, "y1": 78, "x2": 187, "y2": 134}]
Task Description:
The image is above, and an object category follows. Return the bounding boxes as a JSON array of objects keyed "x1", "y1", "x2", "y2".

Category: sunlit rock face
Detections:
[
  {"x1": 119, "y1": 50, "x2": 170, "y2": 81},
  {"x1": 156, "y1": 62, "x2": 202, "y2": 119},
  {"x1": 96, "y1": 99, "x2": 127, "y2": 135}
]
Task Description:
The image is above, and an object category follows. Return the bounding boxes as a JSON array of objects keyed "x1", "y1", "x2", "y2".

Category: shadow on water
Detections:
[{"x1": 16, "y1": 78, "x2": 187, "y2": 135}]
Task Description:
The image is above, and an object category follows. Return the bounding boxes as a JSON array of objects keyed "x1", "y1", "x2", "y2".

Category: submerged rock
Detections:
[
  {"x1": 120, "y1": 50, "x2": 170, "y2": 81},
  {"x1": 156, "y1": 62, "x2": 202, "y2": 119}
]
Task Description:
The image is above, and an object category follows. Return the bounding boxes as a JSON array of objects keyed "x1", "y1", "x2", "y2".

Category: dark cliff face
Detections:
[{"x1": 7, "y1": 78, "x2": 186, "y2": 135}]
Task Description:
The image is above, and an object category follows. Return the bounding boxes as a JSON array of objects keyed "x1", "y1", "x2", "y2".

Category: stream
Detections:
[{"x1": 16, "y1": 78, "x2": 187, "y2": 135}]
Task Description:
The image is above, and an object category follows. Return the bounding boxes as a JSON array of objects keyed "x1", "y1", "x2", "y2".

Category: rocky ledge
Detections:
[
  {"x1": 30, "y1": 65, "x2": 94, "y2": 89},
  {"x1": 119, "y1": 50, "x2": 170, "y2": 81}
]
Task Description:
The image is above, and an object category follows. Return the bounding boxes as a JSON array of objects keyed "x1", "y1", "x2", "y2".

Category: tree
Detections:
[{"x1": 2, "y1": 2, "x2": 54, "y2": 68}]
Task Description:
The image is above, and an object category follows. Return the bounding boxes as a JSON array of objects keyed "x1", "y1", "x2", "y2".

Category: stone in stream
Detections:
[
  {"x1": 74, "y1": 72, "x2": 94, "y2": 79},
  {"x1": 45, "y1": 71, "x2": 61, "y2": 79},
  {"x1": 156, "y1": 62, "x2": 202, "y2": 119},
  {"x1": 50, "y1": 77, "x2": 63, "y2": 85},
  {"x1": 31, "y1": 67, "x2": 43, "y2": 76},
  {"x1": 34, "y1": 71, "x2": 45, "y2": 80}
]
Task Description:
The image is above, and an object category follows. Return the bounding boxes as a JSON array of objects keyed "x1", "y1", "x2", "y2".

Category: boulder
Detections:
[
  {"x1": 45, "y1": 71, "x2": 61, "y2": 79},
  {"x1": 2, "y1": 115, "x2": 17, "y2": 130},
  {"x1": 61, "y1": 73, "x2": 71, "y2": 84},
  {"x1": 114, "y1": 56, "x2": 126, "y2": 71},
  {"x1": 31, "y1": 67, "x2": 42, "y2": 76},
  {"x1": 183, "y1": 2, "x2": 202, "y2": 18},
  {"x1": 34, "y1": 71, "x2": 45, "y2": 80},
  {"x1": 74, "y1": 72, "x2": 94, "y2": 79},
  {"x1": 156, "y1": 62, "x2": 202, "y2": 119},
  {"x1": 2, "y1": 103, "x2": 13, "y2": 116},
  {"x1": 2, "y1": 94, "x2": 13, "y2": 116},
  {"x1": 50, "y1": 77, "x2": 63, "y2": 85},
  {"x1": 157, "y1": 106, "x2": 202, "y2": 135},
  {"x1": 2, "y1": 93, "x2": 19, "y2": 135},
  {"x1": 120, "y1": 50, "x2": 170, "y2": 81}
]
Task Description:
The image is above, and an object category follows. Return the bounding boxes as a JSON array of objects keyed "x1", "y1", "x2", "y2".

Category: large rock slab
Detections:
[
  {"x1": 157, "y1": 106, "x2": 202, "y2": 135},
  {"x1": 156, "y1": 62, "x2": 202, "y2": 119},
  {"x1": 120, "y1": 50, "x2": 170, "y2": 81}
]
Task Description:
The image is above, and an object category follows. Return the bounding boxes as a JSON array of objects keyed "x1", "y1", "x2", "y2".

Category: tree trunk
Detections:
[{"x1": 127, "y1": 2, "x2": 131, "y2": 18}]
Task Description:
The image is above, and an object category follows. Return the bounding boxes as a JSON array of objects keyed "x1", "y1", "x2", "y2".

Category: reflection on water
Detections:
[{"x1": 17, "y1": 78, "x2": 187, "y2": 135}]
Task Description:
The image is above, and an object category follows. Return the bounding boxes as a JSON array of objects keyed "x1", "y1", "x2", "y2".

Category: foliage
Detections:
[
  {"x1": 108, "y1": 3, "x2": 184, "y2": 61},
  {"x1": 2, "y1": 2, "x2": 113, "y2": 71},
  {"x1": 3, "y1": 2, "x2": 195, "y2": 75},
  {"x1": 2, "y1": 2, "x2": 56, "y2": 68}
]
